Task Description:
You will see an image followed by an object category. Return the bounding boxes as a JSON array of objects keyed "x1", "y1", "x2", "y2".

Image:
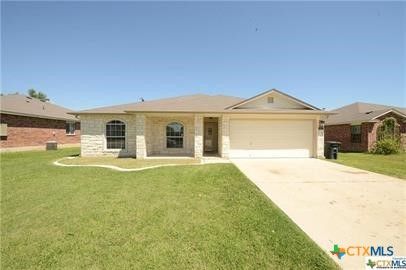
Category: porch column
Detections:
[
  {"x1": 316, "y1": 116, "x2": 325, "y2": 158},
  {"x1": 221, "y1": 115, "x2": 230, "y2": 158},
  {"x1": 136, "y1": 114, "x2": 147, "y2": 159},
  {"x1": 194, "y1": 114, "x2": 203, "y2": 158}
]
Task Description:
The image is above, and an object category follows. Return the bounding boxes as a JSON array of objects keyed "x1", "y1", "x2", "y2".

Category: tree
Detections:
[
  {"x1": 27, "y1": 89, "x2": 50, "y2": 101},
  {"x1": 28, "y1": 89, "x2": 36, "y2": 97}
]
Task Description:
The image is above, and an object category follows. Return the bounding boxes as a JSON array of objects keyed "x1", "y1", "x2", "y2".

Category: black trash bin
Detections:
[{"x1": 324, "y1": 141, "x2": 341, "y2": 159}]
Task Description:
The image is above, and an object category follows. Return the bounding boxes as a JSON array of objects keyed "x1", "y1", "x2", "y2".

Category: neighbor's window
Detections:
[
  {"x1": 351, "y1": 125, "x2": 361, "y2": 143},
  {"x1": 65, "y1": 122, "x2": 76, "y2": 135},
  {"x1": 166, "y1": 122, "x2": 184, "y2": 148},
  {"x1": 106, "y1": 120, "x2": 126, "y2": 149}
]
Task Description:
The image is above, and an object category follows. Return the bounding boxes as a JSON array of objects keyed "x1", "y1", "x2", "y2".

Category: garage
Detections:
[{"x1": 229, "y1": 119, "x2": 314, "y2": 158}]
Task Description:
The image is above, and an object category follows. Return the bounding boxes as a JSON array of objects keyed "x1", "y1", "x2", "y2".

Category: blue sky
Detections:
[{"x1": 1, "y1": 1, "x2": 405, "y2": 110}]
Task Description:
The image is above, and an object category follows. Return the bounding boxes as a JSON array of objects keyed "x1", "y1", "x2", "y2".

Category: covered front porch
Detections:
[{"x1": 134, "y1": 114, "x2": 229, "y2": 159}]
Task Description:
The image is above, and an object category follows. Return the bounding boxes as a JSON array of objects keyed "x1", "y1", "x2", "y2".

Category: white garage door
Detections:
[{"x1": 229, "y1": 119, "x2": 314, "y2": 158}]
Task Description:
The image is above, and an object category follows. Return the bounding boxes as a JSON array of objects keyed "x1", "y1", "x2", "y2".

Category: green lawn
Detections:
[
  {"x1": 330, "y1": 152, "x2": 406, "y2": 179},
  {"x1": 59, "y1": 156, "x2": 200, "y2": 169},
  {"x1": 1, "y1": 148, "x2": 337, "y2": 269}
]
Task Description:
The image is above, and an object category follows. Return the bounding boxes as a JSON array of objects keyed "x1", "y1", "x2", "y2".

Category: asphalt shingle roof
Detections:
[
  {"x1": 325, "y1": 102, "x2": 406, "y2": 125},
  {"x1": 74, "y1": 94, "x2": 245, "y2": 114},
  {"x1": 0, "y1": 94, "x2": 78, "y2": 121},
  {"x1": 72, "y1": 90, "x2": 330, "y2": 115}
]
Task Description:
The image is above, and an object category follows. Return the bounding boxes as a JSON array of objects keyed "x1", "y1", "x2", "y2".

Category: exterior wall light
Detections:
[{"x1": 319, "y1": 120, "x2": 325, "y2": 130}]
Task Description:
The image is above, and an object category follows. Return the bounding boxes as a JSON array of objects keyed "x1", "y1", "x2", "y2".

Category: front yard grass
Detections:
[
  {"x1": 1, "y1": 148, "x2": 337, "y2": 269},
  {"x1": 330, "y1": 152, "x2": 406, "y2": 179},
  {"x1": 59, "y1": 156, "x2": 200, "y2": 169}
]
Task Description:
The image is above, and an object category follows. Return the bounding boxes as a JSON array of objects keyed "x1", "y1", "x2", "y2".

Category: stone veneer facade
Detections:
[
  {"x1": 80, "y1": 114, "x2": 325, "y2": 158},
  {"x1": 194, "y1": 115, "x2": 203, "y2": 158},
  {"x1": 317, "y1": 129, "x2": 324, "y2": 157},
  {"x1": 80, "y1": 114, "x2": 211, "y2": 158},
  {"x1": 80, "y1": 114, "x2": 136, "y2": 157},
  {"x1": 146, "y1": 115, "x2": 195, "y2": 156},
  {"x1": 220, "y1": 115, "x2": 230, "y2": 158}
]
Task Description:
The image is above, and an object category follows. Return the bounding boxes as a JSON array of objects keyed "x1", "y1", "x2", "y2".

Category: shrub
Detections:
[{"x1": 371, "y1": 138, "x2": 400, "y2": 155}]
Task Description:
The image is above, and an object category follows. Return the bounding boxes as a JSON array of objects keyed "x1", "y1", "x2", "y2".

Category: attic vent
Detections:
[{"x1": 267, "y1": 97, "x2": 274, "y2": 103}]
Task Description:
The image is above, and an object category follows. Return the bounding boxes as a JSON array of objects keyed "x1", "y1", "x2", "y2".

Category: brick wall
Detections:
[
  {"x1": 325, "y1": 113, "x2": 406, "y2": 152},
  {"x1": 0, "y1": 113, "x2": 80, "y2": 148},
  {"x1": 325, "y1": 124, "x2": 352, "y2": 151},
  {"x1": 325, "y1": 123, "x2": 370, "y2": 152},
  {"x1": 360, "y1": 123, "x2": 371, "y2": 151},
  {"x1": 365, "y1": 122, "x2": 378, "y2": 151}
]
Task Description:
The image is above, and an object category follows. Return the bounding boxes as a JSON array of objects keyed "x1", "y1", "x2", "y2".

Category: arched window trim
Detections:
[
  {"x1": 377, "y1": 117, "x2": 400, "y2": 141},
  {"x1": 105, "y1": 120, "x2": 126, "y2": 150},
  {"x1": 166, "y1": 122, "x2": 184, "y2": 149}
]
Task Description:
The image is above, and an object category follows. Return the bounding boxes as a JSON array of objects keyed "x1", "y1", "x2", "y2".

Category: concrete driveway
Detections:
[{"x1": 231, "y1": 158, "x2": 406, "y2": 270}]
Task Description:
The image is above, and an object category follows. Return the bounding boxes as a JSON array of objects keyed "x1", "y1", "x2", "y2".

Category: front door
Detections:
[{"x1": 204, "y1": 122, "x2": 218, "y2": 153}]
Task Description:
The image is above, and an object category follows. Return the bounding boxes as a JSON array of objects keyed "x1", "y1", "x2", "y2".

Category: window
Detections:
[
  {"x1": 166, "y1": 122, "x2": 183, "y2": 148},
  {"x1": 65, "y1": 122, "x2": 76, "y2": 135},
  {"x1": 267, "y1": 96, "x2": 274, "y2": 103},
  {"x1": 351, "y1": 125, "x2": 361, "y2": 143},
  {"x1": 106, "y1": 120, "x2": 126, "y2": 149}
]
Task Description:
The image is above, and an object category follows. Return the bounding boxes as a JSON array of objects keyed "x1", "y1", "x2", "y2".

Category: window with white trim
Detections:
[
  {"x1": 65, "y1": 121, "x2": 76, "y2": 135},
  {"x1": 106, "y1": 120, "x2": 126, "y2": 149},
  {"x1": 166, "y1": 122, "x2": 184, "y2": 148}
]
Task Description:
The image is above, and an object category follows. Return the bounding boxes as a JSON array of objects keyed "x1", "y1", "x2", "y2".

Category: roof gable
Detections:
[
  {"x1": 325, "y1": 102, "x2": 406, "y2": 125},
  {"x1": 226, "y1": 89, "x2": 320, "y2": 111},
  {"x1": 372, "y1": 109, "x2": 406, "y2": 120}
]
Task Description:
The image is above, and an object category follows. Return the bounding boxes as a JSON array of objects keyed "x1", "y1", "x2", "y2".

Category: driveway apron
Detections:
[{"x1": 231, "y1": 158, "x2": 406, "y2": 270}]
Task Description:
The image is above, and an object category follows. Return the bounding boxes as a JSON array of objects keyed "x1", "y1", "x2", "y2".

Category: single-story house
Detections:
[
  {"x1": 72, "y1": 89, "x2": 332, "y2": 159},
  {"x1": 0, "y1": 94, "x2": 80, "y2": 150},
  {"x1": 325, "y1": 102, "x2": 406, "y2": 152}
]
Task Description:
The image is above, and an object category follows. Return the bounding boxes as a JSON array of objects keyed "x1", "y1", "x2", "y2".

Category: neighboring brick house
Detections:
[
  {"x1": 325, "y1": 102, "x2": 406, "y2": 152},
  {"x1": 0, "y1": 94, "x2": 80, "y2": 150}
]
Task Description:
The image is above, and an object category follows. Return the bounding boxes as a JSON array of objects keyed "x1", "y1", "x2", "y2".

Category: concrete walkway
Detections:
[{"x1": 231, "y1": 158, "x2": 406, "y2": 270}]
